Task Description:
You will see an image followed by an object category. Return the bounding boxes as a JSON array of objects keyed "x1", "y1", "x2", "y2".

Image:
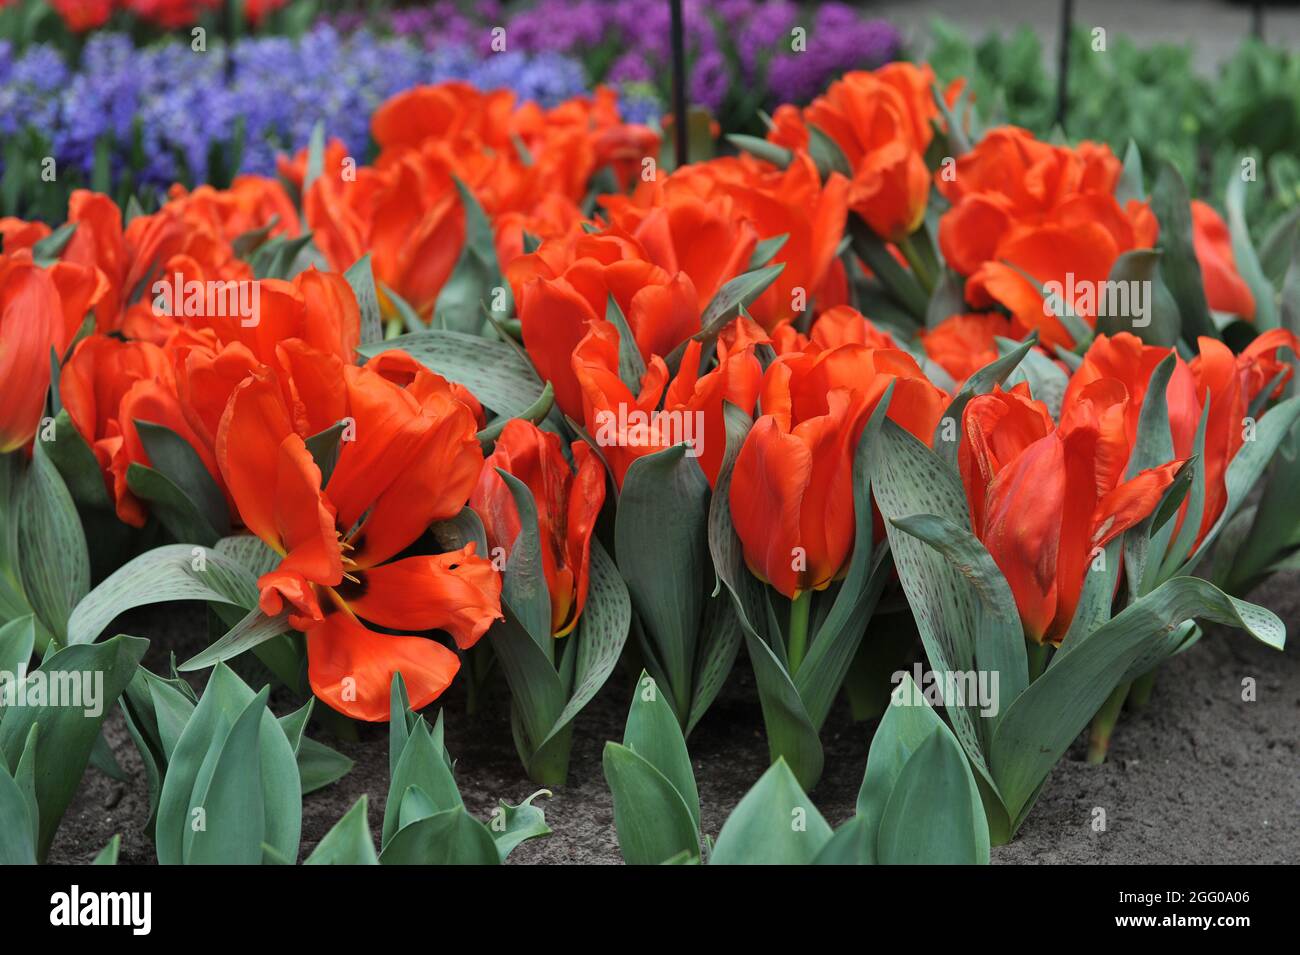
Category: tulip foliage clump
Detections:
[{"x1": 1, "y1": 57, "x2": 1297, "y2": 864}]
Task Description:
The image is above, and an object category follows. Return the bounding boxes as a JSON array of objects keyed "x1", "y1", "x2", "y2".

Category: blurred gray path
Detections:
[{"x1": 871, "y1": 0, "x2": 1300, "y2": 72}]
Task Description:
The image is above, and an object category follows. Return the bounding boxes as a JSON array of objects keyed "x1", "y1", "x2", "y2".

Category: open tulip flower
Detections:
[
  {"x1": 937, "y1": 127, "x2": 1160, "y2": 349},
  {"x1": 216, "y1": 348, "x2": 500, "y2": 721}
]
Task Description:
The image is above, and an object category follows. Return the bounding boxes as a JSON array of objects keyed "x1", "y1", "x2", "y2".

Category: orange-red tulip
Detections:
[
  {"x1": 768, "y1": 304, "x2": 897, "y2": 356},
  {"x1": 1064, "y1": 332, "x2": 1201, "y2": 468},
  {"x1": 730, "y1": 340, "x2": 947, "y2": 597},
  {"x1": 511, "y1": 85, "x2": 661, "y2": 196},
  {"x1": 60, "y1": 191, "x2": 127, "y2": 327},
  {"x1": 0, "y1": 258, "x2": 66, "y2": 453},
  {"x1": 509, "y1": 232, "x2": 700, "y2": 417},
  {"x1": 306, "y1": 147, "x2": 465, "y2": 322},
  {"x1": 960, "y1": 384, "x2": 1180, "y2": 643},
  {"x1": 470, "y1": 419, "x2": 606, "y2": 636},
  {"x1": 216, "y1": 347, "x2": 500, "y2": 720},
  {"x1": 601, "y1": 177, "x2": 759, "y2": 310},
  {"x1": 0, "y1": 248, "x2": 106, "y2": 454},
  {"x1": 40, "y1": 188, "x2": 280, "y2": 337},
  {"x1": 363, "y1": 83, "x2": 657, "y2": 286},
  {"x1": 769, "y1": 63, "x2": 938, "y2": 243},
  {"x1": 493, "y1": 192, "x2": 588, "y2": 273},
  {"x1": 164, "y1": 177, "x2": 301, "y2": 245},
  {"x1": 59, "y1": 334, "x2": 212, "y2": 527},
  {"x1": 1190, "y1": 200, "x2": 1255, "y2": 319},
  {"x1": 1189, "y1": 329, "x2": 1296, "y2": 542},
  {"x1": 937, "y1": 127, "x2": 1158, "y2": 349},
  {"x1": 277, "y1": 137, "x2": 352, "y2": 195},
  {"x1": 921, "y1": 312, "x2": 1018, "y2": 385},
  {"x1": 570, "y1": 320, "x2": 762, "y2": 488},
  {"x1": 371, "y1": 82, "x2": 519, "y2": 156},
  {"x1": 48, "y1": 0, "x2": 113, "y2": 31},
  {"x1": 163, "y1": 270, "x2": 360, "y2": 469},
  {"x1": 0, "y1": 217, "x2": 51, "y2": 251},
  {"x1": 1065, "y1": 330, "x2": 1296, "y2": 551},
  {"x1": 364, "y1": 348, "x2": 487, "y2": 429},
  {"x1": 667, "y1": 154, "x2": 849, "y2": 332}
]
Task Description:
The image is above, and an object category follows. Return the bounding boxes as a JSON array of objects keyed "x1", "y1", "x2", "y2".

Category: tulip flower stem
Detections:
[
  {"x1": 787, "y1": 590, "x2": 813, "y2": 675},
  {"x1": 898, "y1": 235, "x2": 935, "y2": 295},
  {"x1": 317, "y1": 705, "x2": 361, "y2": 743},
  {"x1": 1086, "y1": 681, "x2": 1131, "y2": 764},
  {"x1": 1025, "y1": 639, "x2": 1050, "y2": 682},
  {"x1": 1129, "y1": 669, "x2": 1157, "y2": 709}
]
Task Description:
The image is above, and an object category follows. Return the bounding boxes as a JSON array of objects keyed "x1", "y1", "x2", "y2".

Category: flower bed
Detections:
[{"x1": 1, "y1": 44, "x2": 1297, "y2": 866}]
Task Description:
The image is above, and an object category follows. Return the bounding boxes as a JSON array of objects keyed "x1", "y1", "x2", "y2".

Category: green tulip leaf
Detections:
[
  {"x1": 709, "y1": 759, "x2": 832, "y2": 865},
  {"x1": 876, "y1": 728, "x2": 990, "y2": 865},
  {"x1": 305, "y1": 795, "x2": 379, "y2": 865}
]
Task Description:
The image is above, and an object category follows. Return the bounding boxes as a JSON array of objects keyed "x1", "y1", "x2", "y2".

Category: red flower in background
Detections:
[
  {"x1": 770, "y1": 63, "x2": 940, "y2": 244},
  {"x1": 305, "y1": 81, "x2": 657, "y2": 324},
  {"x1": 242, "y1": 0, "x2": 289, "y2": 24},
  {"x1": 937, "y1": 127, "x2": 1158, "y2": 349},
  {"x1": 122, "y1": 0, "x2": 220, "y2": 30},
  {"x1": 48, "y1": 0, "x2": 114, "y2": 31},
  {"x1": 921, "y1": 312, "x2": 1017, "y2": 385},
  {"x1": 1190, "y1": 200, "x2": 1255, "y2": 319}
]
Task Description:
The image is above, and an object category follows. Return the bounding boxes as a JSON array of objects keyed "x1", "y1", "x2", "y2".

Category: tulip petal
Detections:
[
  {"x1": 729, "y1": 415, "x2": 813, "y2": 598},
  {"x1": 307, "y1": 611, "x2": 461, "y2": 722},
  {"x1": 980, "y1": 432, "x2": 1065, "y2": 642},
  {"x1": 341, "y1": 545, "x2": 503, "y2": 649}
]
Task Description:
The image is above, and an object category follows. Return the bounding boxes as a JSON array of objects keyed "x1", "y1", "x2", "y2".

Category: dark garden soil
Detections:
[{"x1": 47, "y1": 572, "x2": 1300, "y2": 865}]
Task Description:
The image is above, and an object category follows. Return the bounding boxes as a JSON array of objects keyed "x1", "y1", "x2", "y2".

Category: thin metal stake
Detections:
[
  {"x1": 1055, "y1": 0, "x2": 1075, "y2": 132},
  {"x1": 670, "y1": 0, "x2": 689, "y2": 168}
]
